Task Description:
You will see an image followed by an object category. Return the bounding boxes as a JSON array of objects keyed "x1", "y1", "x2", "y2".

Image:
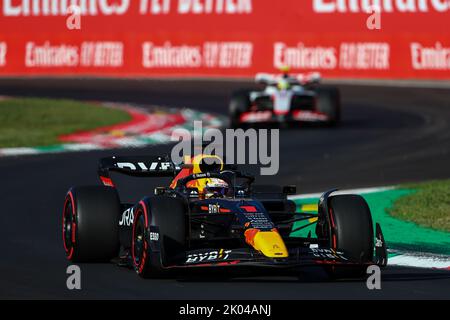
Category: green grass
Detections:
[
  {"x1": 0, "y1": 98, "x2": 131, "y2": 148},
  {"x1": 388, "y1": 179, "x2": 450, "y2": 232}
]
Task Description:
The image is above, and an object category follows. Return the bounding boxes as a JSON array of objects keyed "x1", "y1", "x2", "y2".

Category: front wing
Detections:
[
  {"x1": 166, "y1": 247, "x2": 376, "y2": 269},
  {"x1": 239, "y1": 110, "x2": 329, "y2": 124}
]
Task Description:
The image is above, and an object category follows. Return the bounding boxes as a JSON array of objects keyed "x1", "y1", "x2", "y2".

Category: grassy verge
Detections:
[
  {"x1": 0, "y1": 98, "x2": 131, "y2": 148},
  {"x1": 388, "y1": 179, "x2": 450, "y2": 232}
]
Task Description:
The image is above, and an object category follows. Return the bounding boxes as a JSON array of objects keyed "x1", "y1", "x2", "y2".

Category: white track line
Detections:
[
  {"x1": 289, "y1": 186, "x2": 395, "y2": 200},
  {"x1": 389, "y1": 253, "x2": 450, "y2": 269}
]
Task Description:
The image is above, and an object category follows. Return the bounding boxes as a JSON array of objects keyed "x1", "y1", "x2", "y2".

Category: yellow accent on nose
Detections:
[
  {"x1": 301, "y1": 204, "x2": 318, "y2": 212},
  {"x1": 252, "y1": 231, "x2": 288, "y2": 258},
  {"x1": 300, "y1": 204, "x2": 319, "y2": 223}
]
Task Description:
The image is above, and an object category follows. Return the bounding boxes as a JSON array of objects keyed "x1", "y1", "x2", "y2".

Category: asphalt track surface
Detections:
[{"x1": 0, "y1": 79, "x2": 449, "y2": 299}]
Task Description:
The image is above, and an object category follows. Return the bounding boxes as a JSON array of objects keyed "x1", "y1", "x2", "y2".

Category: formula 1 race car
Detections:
[
  {"x1": 62, "y1": 154, "x2": 387, "y2": 279},
  {"x1": 230, "y1": 69, "x2": 341, "y2": 127}
]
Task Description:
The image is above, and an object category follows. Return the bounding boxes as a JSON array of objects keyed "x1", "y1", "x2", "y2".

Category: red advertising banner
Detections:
[{"x1": 0, "y1": 0, "x2": 449, "y2": 79}]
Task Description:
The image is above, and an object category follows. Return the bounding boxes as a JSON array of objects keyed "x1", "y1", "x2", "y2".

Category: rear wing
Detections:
[{"x1": 98, "y1": 156, "x2": 180, "y2": 187}]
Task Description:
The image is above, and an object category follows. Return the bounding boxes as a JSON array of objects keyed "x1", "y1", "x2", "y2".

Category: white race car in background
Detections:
[{"x1": 229, "y1": 70, "x2": 341, "y2": 128}]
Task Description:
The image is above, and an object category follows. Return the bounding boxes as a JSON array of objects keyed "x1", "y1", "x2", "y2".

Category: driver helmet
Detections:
[
  {"x1": 277, "y1": 78, "x2": 290, "y2": 90},
  {"x1": 204, "y1": 178, "x2": 229, "y2": 199}
]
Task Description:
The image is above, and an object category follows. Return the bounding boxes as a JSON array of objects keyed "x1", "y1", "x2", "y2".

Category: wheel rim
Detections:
[
  {"x1": 62, "y1": 195, "x2": 75, "y2": 259},
  {"x1": 63, "y1": 203, "x2": 72, "y2": 248},
  {"x1": 133, "y1": 214, "x2": 145, "y2": 266}
]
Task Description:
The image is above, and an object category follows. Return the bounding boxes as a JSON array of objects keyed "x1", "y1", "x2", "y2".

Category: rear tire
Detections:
[
  {"x1": 229, "y1": 90, "x2": 251, "y2": 128},
  {"x1": 315, "y1": 86, "x2": 341, "y2": 126},
  {"x1": 62, "y1": 186, "x2": 120, "y2": 262},
  {"x1": 132, "y1": 196, "x2": 186, "y2": 278},
  {"x1": 323, "y1": 194, "x2": 374, "y2": 279}
]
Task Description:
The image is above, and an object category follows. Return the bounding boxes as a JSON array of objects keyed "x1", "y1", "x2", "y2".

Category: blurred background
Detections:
[{"x1": 0, "y1": 1, "x2": 449, "y2": 299}]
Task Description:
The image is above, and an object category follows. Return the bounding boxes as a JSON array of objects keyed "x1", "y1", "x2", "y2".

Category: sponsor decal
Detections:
[
  {"x1": 142, "y1": 41, "x2": 252, "y2": 68},
  {"x1": 274, "y1": 42, "x2": 337, "y2": 70},
  {"x1": 339, "y1": 42, "x2": 390, "y2": 70},
  {"x1": 116, "y1": 161, "x2": 172, "y2": 171},
  {"x1": 25, "y1": 41, "x2": 123, "y2": 68},
  {"x1": 311, "y1": 248, "x2": 348, "y2": 260},
  {"x1": 186, "y1": 249, "x2": 232, "y2": 263},
  {"x1": 119, "y1": 207, "x2": 134, "y2": 226},
  {"x1": 203, "y1": 42, "x2": 253, "y2": 68},
  {"x1": 203, "y1": 204, "x2": 232, "y2": 213},
  {"x1": 149, "y1": 232, "x2": 159, "y2": 241},
  {"x1": 208, "y1": 204, "x2": 220, "y2": 213},
  {"x1": 243, "y1": 211, "x2": 274, "y2": 230},
  {"x1": 80, "y1": 42, "x2": 123, "y2": 67},
  {"x1": 142, "y1": 42, "x2": 202, "y2": 68},
  {"x1": 411, "y1": 42, "x2": 450, "y2": 70},
  {"x1": 25, "y1": 42, "x2": 79, "y2": 67},
  {"x1": 0, "y1": 42, "x2": 6, "y2": 67},
  {"x1": 275, "y1": 42, "x2": 391, "y2": 71}
]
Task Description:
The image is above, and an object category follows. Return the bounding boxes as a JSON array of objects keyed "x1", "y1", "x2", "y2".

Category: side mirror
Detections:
[{"x1": 283, "y1": 185, "x2": 297, "y2": 195}]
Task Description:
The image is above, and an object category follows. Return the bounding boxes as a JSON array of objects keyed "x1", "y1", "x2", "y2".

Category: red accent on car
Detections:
[
  {"x1": 329, "y1": 208, "x2": 337, "y2": 250},
  {"x1": 100, "y1": 176, "x2": 115, "y2": 187},
  {"x1": 273, "y1": 110, "x2": 288, "y2": 116},
  {"x1": 62, "y1": 197, "x2": 70, "y2": 253},
  {"x1": 240, "y1": 205, "x2": 257, "y2": 212},
  {"x1": 132, "y1": 201, "x2": 150, "y2": 274},
  {"x1": 62, "y1": 191, "x2": 76, "y2": 260},
  {"x1": 244, "y1": 228, "x2": 260, "y2": 247},
  {"x1": 240, "y1": 111, "x2": 272, "y2": 122},
  {"x1": 67, "y1": 247, "x2": 74, "y2": 260},
  {"x1": 216, "y1": 261, "x2": 240, "y2": 266},
  {"x1": 194, "y1": 260, "x2": 241, "y2": 267},
  {"x1": 71, "y1": 222, "x2": 77, "y2": 244}
]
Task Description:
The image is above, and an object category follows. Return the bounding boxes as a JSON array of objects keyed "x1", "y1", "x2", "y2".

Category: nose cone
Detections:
[{"x1": 245, "y1": 229, "x2": 289, "y2": 258}]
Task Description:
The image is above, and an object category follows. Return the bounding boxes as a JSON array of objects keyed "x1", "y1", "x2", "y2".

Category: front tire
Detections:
[
  {"x1": 132, "y1": 196, "x2": 186, "y2": 278},
  {"x1": 321, "y1": 194, "x2": 374, "y2": 279},
  {"x1": 62, "y1": 186, "x2": 120, "y2": 262}
]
